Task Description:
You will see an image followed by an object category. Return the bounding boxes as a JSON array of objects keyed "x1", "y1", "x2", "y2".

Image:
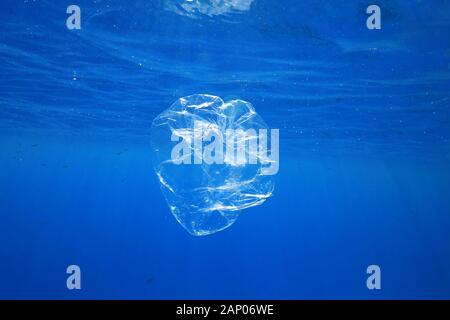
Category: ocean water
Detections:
[{"x1": 1, "y1": 0, "x2": 450, "y2": 299}]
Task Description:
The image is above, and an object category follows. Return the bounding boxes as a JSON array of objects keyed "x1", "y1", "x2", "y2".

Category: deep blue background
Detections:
[{"x1": 0, "y1": 0, "x2": 450, "y2": 299}]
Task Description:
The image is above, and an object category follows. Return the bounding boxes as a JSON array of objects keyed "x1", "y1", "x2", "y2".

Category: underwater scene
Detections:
[{"x1": 0, "y1": 0, "x2": 450, "y2": 299}]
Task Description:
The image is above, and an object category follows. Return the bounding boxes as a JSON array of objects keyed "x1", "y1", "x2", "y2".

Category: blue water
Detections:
[{"x1": 1, "y1": 0, "x2": 450, "y2": 299}]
